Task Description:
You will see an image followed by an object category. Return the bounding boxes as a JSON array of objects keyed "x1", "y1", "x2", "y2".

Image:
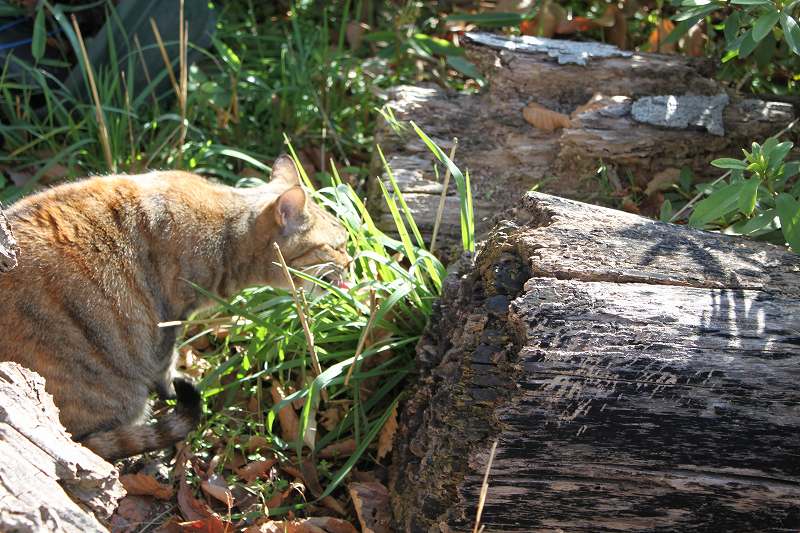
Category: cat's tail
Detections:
[{"x1": 79, "y1": 378, "x2": 202, "y2": 461}]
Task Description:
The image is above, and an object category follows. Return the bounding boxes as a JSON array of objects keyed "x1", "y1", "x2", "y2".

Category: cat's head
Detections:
[{"x1": 258, "y1": 155, "x2": 350, "y2": 290}]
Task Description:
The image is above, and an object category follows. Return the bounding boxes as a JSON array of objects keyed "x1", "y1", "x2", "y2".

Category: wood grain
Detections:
[
  {"x1": 0, "y1": 362, "x2": 125, "y2": 532},
  {"x1": 369, "y1": 33, "x2": 796, "y2": 255},
  {"x1": 390, "y1": 192, "x2": 800, "y2": 532},
  {"x1": 0, "y1": 206, "x2": 17, "y2": 272}
]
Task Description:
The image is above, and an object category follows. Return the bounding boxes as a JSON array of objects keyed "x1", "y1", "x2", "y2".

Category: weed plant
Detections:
[{"x1": 180, "y1": 127, "x2": 474, "y2": 520}]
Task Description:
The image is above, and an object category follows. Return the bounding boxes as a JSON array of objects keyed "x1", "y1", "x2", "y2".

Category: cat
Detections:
[{"x1": 0, "y1": 155, "x2": 350, "y2": 460}]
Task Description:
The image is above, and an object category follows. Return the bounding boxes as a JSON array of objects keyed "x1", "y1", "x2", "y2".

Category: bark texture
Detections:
[
  {"x1": 390, "y1": 192, "x2": 800, "y2": 532},
  {"x1": 370, "y1": 32, "x2": 796, "y2": 256},
  {"x1": 0, "y1": 362, "x2": 126, "y2": 532},
  {"x1": 0, "y1": 206, "x2": 17, "y2": 272}
]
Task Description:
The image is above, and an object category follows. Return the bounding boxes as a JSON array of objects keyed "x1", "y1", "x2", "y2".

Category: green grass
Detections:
[{"x1": 180, "y1": 131, "x2": 472, "y2": 522}]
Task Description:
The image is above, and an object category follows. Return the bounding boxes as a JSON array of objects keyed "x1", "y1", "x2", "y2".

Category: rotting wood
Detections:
[
  {"x1": 0, "y1": 206, "x2": 17, "y2": 272},
  {"x1": 390, "y1": 192, "x2": 800, "y2": 532},
  {"x1": 0, "y1": 362, "x2": 126, "y2": 532},
  {"x1": 370, "y1": 32, "x2": 796, "y2": 256}
]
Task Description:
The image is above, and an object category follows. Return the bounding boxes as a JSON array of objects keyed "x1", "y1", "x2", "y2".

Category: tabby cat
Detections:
[{"x1": 0, "y1": 155, "x2": 349, "y2": 460}]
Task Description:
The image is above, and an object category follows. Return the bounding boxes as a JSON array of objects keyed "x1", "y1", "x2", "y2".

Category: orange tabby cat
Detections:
[{"x1": 0, "y1": 155, "x2": 349, "y2": 460}]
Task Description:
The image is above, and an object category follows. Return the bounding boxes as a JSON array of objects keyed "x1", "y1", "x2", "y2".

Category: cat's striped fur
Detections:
[{"x1": 0, "y1": 156, "x2": 349, "y2": 460}]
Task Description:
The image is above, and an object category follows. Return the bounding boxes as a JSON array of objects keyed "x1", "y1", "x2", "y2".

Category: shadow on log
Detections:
[
  {"x1": 390, "y1": 193, "x2": 800, "y2": 531},
  {"x1": 0, "y1": 362, "x2": 125, "y2": 532},
  {"x1": 370, "y1": 32, "x2": 796, "y2": 256}
]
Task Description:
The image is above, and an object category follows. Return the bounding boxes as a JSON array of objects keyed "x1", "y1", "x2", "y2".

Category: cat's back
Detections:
[{"x1": 0, "y1": 170, "x2": 227, "y2": 329}]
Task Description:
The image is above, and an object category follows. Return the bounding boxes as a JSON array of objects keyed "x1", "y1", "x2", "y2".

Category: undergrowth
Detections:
[{"x1": 173, "y1": 128, "x2": 474, "y2": 524}]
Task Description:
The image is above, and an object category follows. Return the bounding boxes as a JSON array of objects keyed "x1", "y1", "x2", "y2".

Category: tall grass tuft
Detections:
[{"x1": 185, "y1": 129, "x2": 472, "y2": 518}]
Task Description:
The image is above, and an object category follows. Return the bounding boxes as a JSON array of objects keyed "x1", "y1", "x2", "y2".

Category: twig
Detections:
[
  {"x1": 670, "y1": 117, "x2": 800, "y2": 223},
  {"x1": 132, "y1": 34, "x2": 159, "y2": 111},
  {"x1": 71, "y1": 15, "x2": 114, "y2": 172},
  {"x1": 430, "y1": 138, "x2": 458, "y2": 254},
  {"x1": 344, "y1": 289, "x2": 378, "y2": 387},
  {"x1": 272, "y1": 243, "x2": 324, "y2": 381},
  {"x1": 149, "y1": 18, "x2": 181, "y2": 103},
  {"x1": 473, "y1": 439, "x2": 498, "y2": 533},
  {"x1": 178, "y1": 0, "x2": 188, "y2": 163}
]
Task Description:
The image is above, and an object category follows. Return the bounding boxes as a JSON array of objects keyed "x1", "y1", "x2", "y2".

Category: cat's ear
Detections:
[
  {"x1": 270, "y1": 154, "x2": 301, "y2": 188},
  {"x1": 274, "y1": 186, "x2": 307, "y2": 229}
]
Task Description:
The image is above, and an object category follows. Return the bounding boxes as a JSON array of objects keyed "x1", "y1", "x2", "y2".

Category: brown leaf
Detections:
[
  {"x1": 120, "y1": 473, "x2": 175, "y2": 500},
  {"x1": 318, "y1": 438, "x2": 357, "y2": 459},
  {"x1": 348, "y1": 481, "x2": 391, "y2": 533},
  {"x1": 520, "y1": 3, "x2": 565, "y2": 38},
  {"x1": 648, "y1": 18, "x2": 677, "y2": 54},
  {"x1": 245, "y1": 435, "x2": 270, "y2": 453},
  {"x1": 522, "y1": 102, "x2": 571, "y2": 133},
  {"x1": 111, "y1": 495, "x2": 161, "y2": 533},
  {"x1": 200, "y1": 474, "x2": 233, "y2": 509},
  {"x1": 300, "y1": 459, "x2": 324, "y2": 498},
  {"x1": 645, "y1": 168, "x2": 681, "y2": 197},
  {"x1": 177, "y1": 347, "x2": 211, "y2": 380},
  {"x1": 320, "y1": 495, "x2": 347, "y2": 517},
  {"x1": 346, "y1": 21, "x2": 369, "y2": 50},
  {"x1": 177, "y1": 518, "x2": 232, "y2": 533},
  {"x1": 319, "y1": 406, "x2": 344, "y2": 432},
  {"x1": 306, "y1": 517, "x2": 359, "y2": 533},
  {"x1": 236, "y1": 458, "x2": 277, "y2": 483},
  {"x1": 154, "y1": 516, "x2": 185, "y2": 533},
  {"x1": 270, "y1": 383, "x2": 300, "y2": 442},
  {"x1": 376, "y1": 406, "x2": 397, "y2": 461},
  {"x1": 680, "y1": 20, "x2": 706, "y2": 57},
  {"x1": 604, "y1": 5, "x2": 628, "y2": 49}
]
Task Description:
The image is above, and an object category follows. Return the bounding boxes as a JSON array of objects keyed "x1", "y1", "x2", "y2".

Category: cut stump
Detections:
[
  {"x1": 0, "y1": 362, "x2": 126, "y2": 532},
  {"x1": 390, "y1": 192, "x2": 800, "y2": 531},
  {"x1": 370, "y1": 32, "x2": 796, "y2": 256}
]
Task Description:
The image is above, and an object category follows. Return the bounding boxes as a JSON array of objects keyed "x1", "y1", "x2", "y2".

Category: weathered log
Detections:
[
  {"x1": 0, "y1": 362, "x2": 126, "y2": 532},
  {"x1": 0, "y1": 205, "x2": 17, "y2": 272},
  {"x1": 390, "y1": 193, "x2": 800, "y2": 531},
  {"x1": 370, "y1": 32, "x2": 796, "y2": 256}
]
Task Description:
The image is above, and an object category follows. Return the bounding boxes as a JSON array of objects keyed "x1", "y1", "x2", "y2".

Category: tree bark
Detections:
[
  {"x1": 369, "y1": 32, "x2": 796, "y2": 257},
  {"x1": 390, "y1": 193, "x2": 800, "y2": 532},
  {"x1": 0, "y1": 362, "x2": 126, "y2": 532},
  {"x1": 0, "y1": 206, "x2": 17, "y2": 272}
]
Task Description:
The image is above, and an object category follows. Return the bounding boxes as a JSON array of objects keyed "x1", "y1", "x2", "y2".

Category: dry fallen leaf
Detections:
[
  {"x1": 306, "y1": 517, "x2": 359, "y2": 533},
  {"x1": 680, "y1": 20, "x2": 706, "y2": 57},
  {"x1": 645, "y1": 168, "x2": 681, "y2": 197},
  {"x1": 648, "y1": 18, "x2": 677, "y2": 54},
  {"x1": 200, "y1": 474, "x2": 234, "y2": 509},
  {"x1": 270, "y1": 383, "x2": 300, "y2": 443},
  {"x1": 111, "y1": 495, "x2": 161, "y2": 533},
  {"x1": 120, "y1": 473, "x2": 175, "y2": 500},
  {"x1": 177, "y1": 347, "x2": 212, "y2": 380},
  {"x1": 346, "y1": 21, "x2": 369, "y2": 50},
  {"x1": 245, "y1": 435, "x2": 270, "y2": 453},
  {"x1": 522, "y1": 102, "x2": 571, "y2": 133},
  {"x1": 319, "y1": 438, "x2": 358, "y2": 459},
  {"x1": 376, "y1": 405, "x2": 397, "y2": 461},
  {"x1": 320, "y1": 495, "x2": 347, "y2": 517},
  {"x1": 319, "y1": 406, "x2": 344, "y2": 432},
  {"x1": 348, "y1": 481, "x2": 392, "y2": 533},
  {"x1": 236, "y1": 458, "x2": 277, "y2": 483}
]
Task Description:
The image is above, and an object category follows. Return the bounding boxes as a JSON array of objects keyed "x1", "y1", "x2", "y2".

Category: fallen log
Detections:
[
  {"x1": 0, "y1": 205, "x2": 17, "y2": 272},
  {"x1": 0, "y1": 362, "x2": 125, "y2": 532},
  {"x1": 370, "y1": 32, "x2": 796, "y2": 256},
  {"x1": 390, "y1": 193, "x2": 800, "y2": 531}
]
